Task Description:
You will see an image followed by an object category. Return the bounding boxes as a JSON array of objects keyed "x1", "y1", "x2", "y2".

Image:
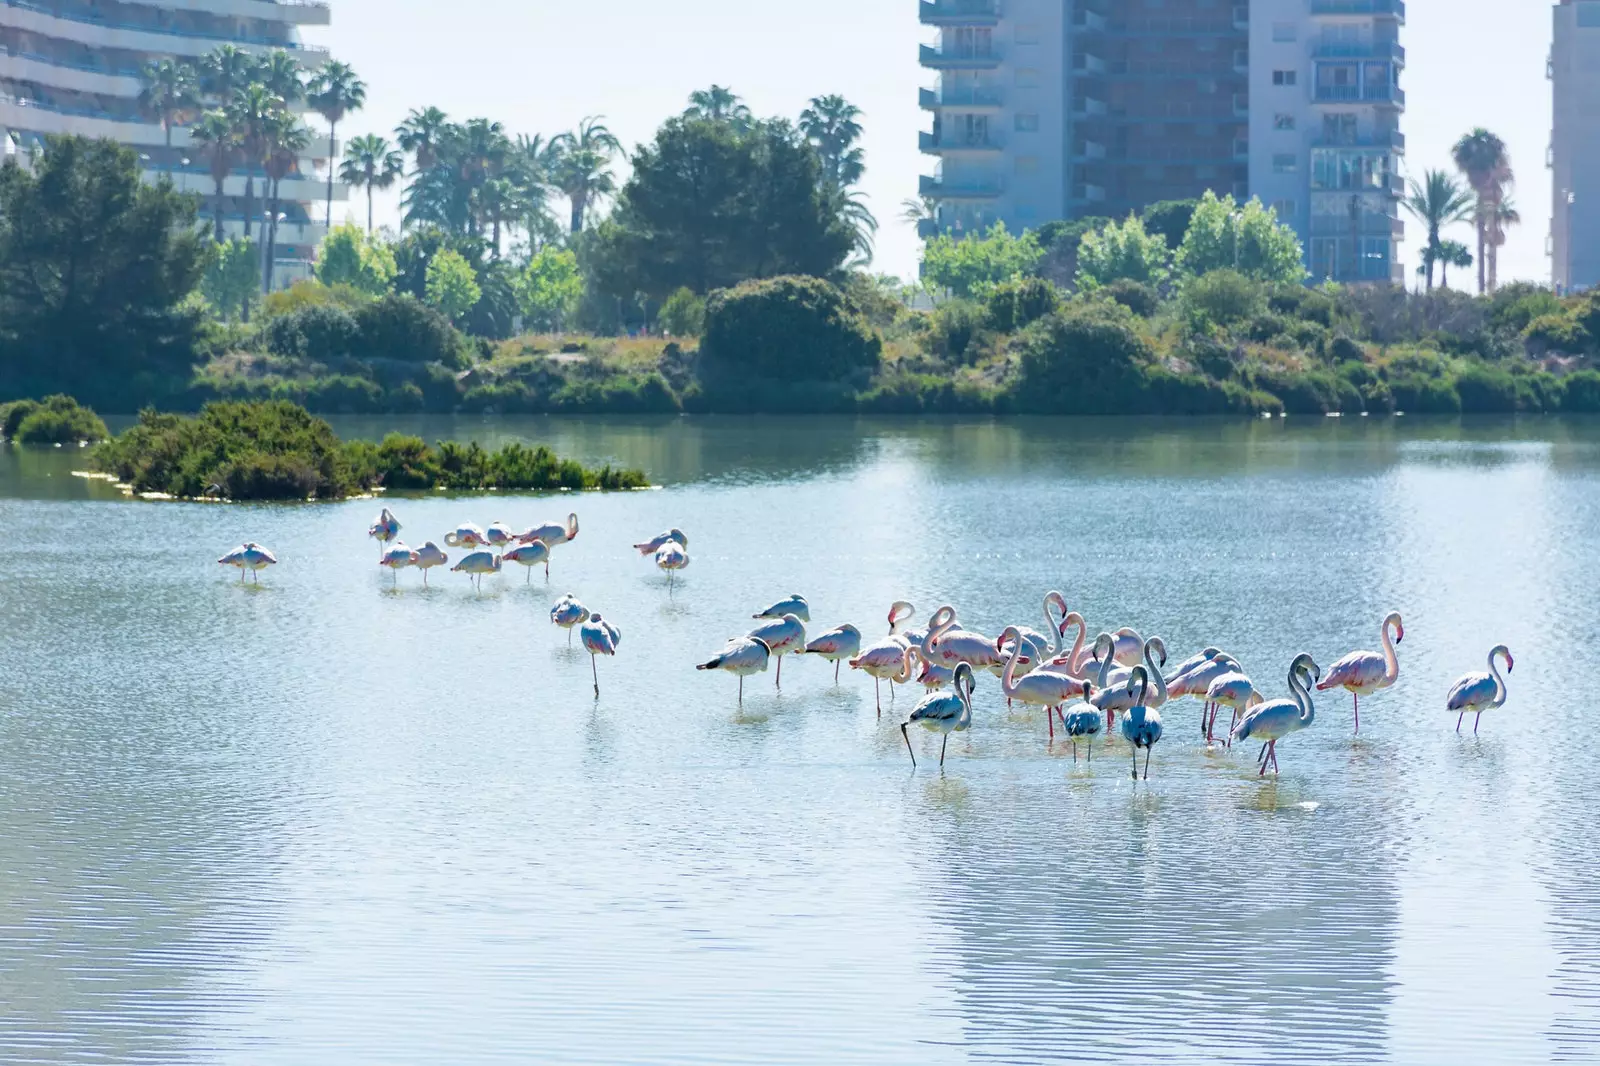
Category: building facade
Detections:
[
  {"x1": 0, "y1": 0, "x2": 346, "y2": 285},
  {"x1": 1551, "y1": 0, "x2": 1600, "y2": 293},
  {"x1": 918, "y1": 0, "x2": 1406, "y2": 283}
]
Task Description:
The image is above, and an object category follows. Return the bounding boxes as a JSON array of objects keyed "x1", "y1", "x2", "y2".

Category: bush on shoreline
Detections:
[{"x1": 0, "y1": 395, "x2": 109, "y2": 444}]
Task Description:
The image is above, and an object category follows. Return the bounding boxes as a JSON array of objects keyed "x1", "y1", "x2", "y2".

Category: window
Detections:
[
  {"x1": 1274, "y1": 113, "x2": 1296, "y2": 130},
  {"x1": 1322, "y1": 113, "x2": 1358, "y2": 143},
  {"x1": 1015, "y1": 67, "x2": 1040, "y2": 89},
  {"x1": 1271, "y1": 199, "x2": 1297, "y2": 220},
  {"x1": 1014, "y1": 113, "x2": 1040, "y2": 132},
  {"x1": 1015, "y1": 23, "x2": 1040, "y2": 45},
  {"x1": 1311, "y1": 237, "x2": 1338, "y2": 279},
  {"x1": 1273, "y1": 69, "x2": 1298, "y2": 86},
  {"x1": 1199, "y1": 78, "x2": 1218, "y2": 94},
  {"x1": 1273, "y1": 153, "x2": 1298, "y2": 173},
  {"x1": 1273, "y1": 22, "x2": 1297, "y2": 42},
  {"x1": 1015, "y1": 154, "x2": 1039, "y2": 175}
]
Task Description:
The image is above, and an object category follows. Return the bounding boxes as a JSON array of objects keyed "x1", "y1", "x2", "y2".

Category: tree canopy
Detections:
[
  {"x1": 920, "y1": 223, "x2": 1045, "y2": 298},
  {"x1": 1174, "y1": 191, "x2": 1306, "y2": 284}
]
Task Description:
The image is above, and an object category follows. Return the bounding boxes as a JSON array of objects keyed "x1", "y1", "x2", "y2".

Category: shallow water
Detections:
[{"x1": 2, "y1": 414, "x2": 1598, "y2": 1064}]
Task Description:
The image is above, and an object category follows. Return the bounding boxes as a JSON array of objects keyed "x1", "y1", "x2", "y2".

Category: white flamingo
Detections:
[
  {"x1": 218, "y1": 542, "x2": 276, "y2": 583},
  {"x1": 849, "y1": 640, "x2": 914, "y2": 717},
  {"x1": 550, "y1": 594, "x2": 590, "y2": 644},
  {"x1": 1066, "y1": 625, "x2": 1144, "y2": 674},
  {"x1": 1232, "y1": 654, "x2": 1321, "y2": 775},
  {"x1": 697, "y1": 636, "x2": 771, "y2": 701},
  {"x1": 1317, "y1": 611, "x2": 1404, "y2": 734},
  {"x1": 1446, "y1": 644, "x2": 1514, "y2": 734},
  {"x1": 1167, "y1": 651, "x2": 1243, "y2": 739},
  {"x1": 485, "y1": 521, "x2": 519, "y2": 553},
  {"x1": 654, "y1": 542, "x2": 689, "y2": 587},
  {"x1": 414, "y1": 542, "x2": 447, "y2": 586},
  {"x1": 502, "y1": 541, "x2": 551, "y2": 582},
  {"x1": 1091, "y1": 634, "x2": 1168, "y2": 730},
  {"x1": 445, "y1": 523, "x2": 489, "y2": 551},
  {"x1": 747, "y1": 613, "x2": 806, "y2": 687},
  {"x1": 379, "y1": 541, "x2": 418, "y2": 584},
  {"x1": 634, "y1": 528, "x2": 688, "y2": 554},
  {"x1": 1206, "y1": 670, "x2": 1265, "y2": 747},
  {"x1": 754, "y1": 595, "x2": 810, "y2": 623},
  {"x1": 902, "y1": 662, "x2": 975, "y2": 768},
  {"x1": 579, "y1": 613, "x2": 621, "y2": 696},
  {"x1": 1120, "y1": 666, "x2": 1164, "y2": 781},
  {"x1": 451, "y1": 550, "x2": 500, "y2": 590},
  {"x1": 368, "y1": 508, "x2": 400, "y2": 556},
  {"x1": 915, "y1": 650, "x2": 955, "y2": 691},
  {"x1": 924, "y1": 605, "x2": 1002, "y2": 672},
  {"x1": 1059, "y1": 682, "x2": 1101, "y2": 762},
  {"x1": 520, "y1": 513, "x2": 579, "y2": 547},
  {"x1": 998, "y1": 620, "x2": 1095, "y2": 740},
  {"x1": 802, "y1": 623, "x2": 862, "y2": 682}
]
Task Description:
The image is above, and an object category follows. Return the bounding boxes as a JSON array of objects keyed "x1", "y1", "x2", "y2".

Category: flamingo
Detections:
[
  {"x1": 634, "y1": 528, "x2": 688, "y2": 555},
  {"x1": 521, "y1": 513, "x2": 579, "y2": 547},
  {"x1": 378, "y1": 541, "x2": 419, "y2": 584},
  {"x1": 1167, "y1": 651, "x2": 1243, "y2": 739},
  {"x1": 1048, "y1": 605, "x2": 1091, "y2": 673},
  {"x1": 1059, "y1": 682, "x2": 1102, "y2": 762},
  {"x1": 414, "y1": 541, "x2": 447, "y2": 586},
  {"x1": 502, "y1": 541, "x2": 551, "y2": 582},
  {"x1": 654, "y1": 542, "x2": 689, "y2": 587},
  {"x1": 1091, "y1": 634, "x2": 1168, "y2": 731},
  {"x1": 697, "y1": 636, "x2": 771, "y2": 701},
  {"x1": 902, "y1": 662, "x2": 975, "y2": 768},
  {"x1": 747, "y1": 613, "x2": 806, "y2": 687},
  {"x1": 849, "y1": 639, "x2": 914, "y2": 717},
  {"x1": 924, "y1": 606, "x2": 1002, "y2": 671},
  {"x1": 368, "y1": 507, "x2": 400, "y2": 556},
  {"x1": 1317, "y1": 611, "x2": 1404, "y2": 734},
  {"x1": 1446, "y1": 645, "x2": 1514, "y2": 734},
  {"x1": 915, "y1": 651, "x2": 955, "y2": 691},
  {"x1": 579, "y1": 614, "x2": 621, "y2": 696},
  {"x1": 1232, "y1": 654, "x2": 1321, "y2": 775},
  {"x1": 754, "y1": 595, "x2": 810, "y2": 623},
  {"x1": 998, "y1": 621, "x2": 1095, "y2": 740},
  {"x1": 550, "y1": 594, "x2": 590, "y2": 644},
  {"x1": 451, "y1": 550, "x2": 500, "y2": 590},
  {"x1": 802, "y1": 623, "x2": 862, "y2": 682},
  {"x1": 1120, "y1": 666, "x2": 1164, "y2": 780},
  {"x1": 445, "y1": 523, "x2": 489, "y2": 551},
  {"x1": 1206, "y1": 670, "x2": 1265, "y2": 747},
  {"x1": 219, "y1": 542, "x2": 276, "y2": 583},
  {"x1": 886, "y1": 600, "x2": 916, "y2": 637},
  {"x1": 485, "y1": 520, "x2": 519, "y2": 554},
  {"x1": 1065, "y1": 625, "x2": 1143, "y2": 673}
]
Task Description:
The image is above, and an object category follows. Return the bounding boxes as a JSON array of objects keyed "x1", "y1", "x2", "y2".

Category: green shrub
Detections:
[
  {"x1": 1102, "y1": 278, "x2": 1160, "y2": 317},
  {"x1": 658, "y1": 287, "x2": 706, "y2": 338},
  {"x1": 353, "y1": 294, "x2": 469, "y2": 368},
  {"x1": 261, "y1": 304, "x2": 360, "y2": 362},
  {"x1": 1389, "y1": 374, "x2": 1461, "y2": 414},
  {"x1": 1455, "y1": 365, "x2": 1522, "y2": 413},
  {"x1": 700, "y1": 275, "x2": 882, "y2": 385},
  {"x1": 985, "y1": 276, "x2": 1062, "y2": 333},
  {"x1": 303, "y1": 375, "x2": 385, "y2": 413},
  {"x1": 1563, "y1": 369, "x2": 1600, "y2": 412},
  {"x1": 1522, "y1": 314, "x2": 1592, "y2": 356},
  {"x1": 1182, "y1": 269, "x2": 1265, "y2": 329},
  {"x1": 1256, "y1": 370, "x2": 1341, "y2": 415},
  {"x1": 1014, "y1": 302, "x2": 1155, "y2": 413},
  {"x1": 5, "y1": 395, "x2": 108, "y2": 443},
  {"x1": 1329, "y1": 334, "x2": 1365, "y2": 364},
  {"x1": 0, "y1": 399, "x2": 41, "y2": 439},
  {"x1": 923, "y1": 299, "x2": 989, "y2": 364}
]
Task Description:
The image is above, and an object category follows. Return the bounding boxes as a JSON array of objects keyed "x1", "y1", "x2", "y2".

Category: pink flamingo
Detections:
[
  {"x1": 924, "y1": 605, "x2": 1003, "y2": 672},
  {"x1": 850, "y1": 639, "x2": 914, "y2": 717},
  {"x1": 1446, "y1": 645, "x2": 1514, "y2": 734},
  {"x1": 998, "y1": 623, "x2": 1095, "y2": 739},
  {"x1": 802, "y1": 624, "x2": 862, "y2": 682},
  {"x1": 1317, "y1": 611, "x2": 1403, "y2": 734}
]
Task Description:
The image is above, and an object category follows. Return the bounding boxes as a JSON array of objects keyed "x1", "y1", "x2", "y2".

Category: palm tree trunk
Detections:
[
  {"x1": 1424, "y1": 230, "x2": 1437, "y2": 292},
  {"x1": 212, "y1": 177, "x2": 225, "y2": 243},
  {"x1": 569, "y1": 189, "x2": 585, "y2": 234},
  {"x1": 325, "y1": 119, "x2": 337, "y2": 229},
  {"x1": 492, "y1": 214, "x2": 501, "y2": 258},
  {"x1": 1475, "y1": 215, "x2": 1486, "y2": 295},
  {"x1": 163, "y1": 120, "x2": 172, "y2": 176},
  {"x1": 262, "y1": 180, "x2": 281, "y2": 294},
  {"x1": 367, "y1": 185, "x2": 374, "y2": 233}
]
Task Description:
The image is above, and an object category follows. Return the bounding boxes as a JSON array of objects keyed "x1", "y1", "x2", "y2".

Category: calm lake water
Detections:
[{"x1": 2, "y1": 414, "x2": 1599, "y2": 1064}]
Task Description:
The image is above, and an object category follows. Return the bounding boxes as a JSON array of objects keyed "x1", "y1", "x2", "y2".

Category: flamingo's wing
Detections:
[
  {"x1": 1446, "y1": 672, "x2": 1494, "y2": 711},
  {"x1": 1319, "y1": 650, "x2": 1383, "y2": 689}
]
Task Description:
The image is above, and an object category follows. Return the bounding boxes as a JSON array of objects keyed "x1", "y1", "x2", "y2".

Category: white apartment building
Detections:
[
  {"x1": 919, "y1": 0, "x2": 1407, "y2": 284},
  {"x1": 0, "y1": 0, "x2": 346, "y2": 285},
  {"x1": 1551, "y1": 0, "x2": 1600, "y2": 292}
]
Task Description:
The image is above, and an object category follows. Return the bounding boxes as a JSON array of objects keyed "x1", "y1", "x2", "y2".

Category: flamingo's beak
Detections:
[{"x1": 1506, "y1": 654, "x2": 1515, "y2": 672}]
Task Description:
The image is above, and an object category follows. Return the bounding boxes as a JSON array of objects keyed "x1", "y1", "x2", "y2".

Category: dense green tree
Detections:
[
  {"x1": 425, "y1": 248, "x2": 481, "y2": 321},
  {"x1": 514, "y1": 247, "x2": 582, "y2": 331},
  {"x1": 658, "y1": 287, "x2": 706, "y2": 337},
  {"x1": 1175, "y1": 191, "x2": 1306, "y2": 284},
  {"x1": 202, "y1": 237, "x2": 261, "y2": 321},
  {"x1": 1075, "y1": 214, "x2": 1171, "y2": 290},
  {"x1": 1138, "y1": 199, "x2": 1199, "y2": 251},
  {"x1": 684, "y1": 85, "x2": 752, "y2": 126},
  {"x1": 920, "y1": 222, "x2": 1045, "y2": 298},
  {"x1": 1014, "y1": 301, "x2": 1155, "y2": 413},
  {"x1": 0, "y1": 137, "x2": 209, "y2": 402},
  {"x1": 700, "y1": 275, "x2": 880, "y2": 386},
  {"x1": 315, "y1": 223, "x2": 396, "y2": 295}
]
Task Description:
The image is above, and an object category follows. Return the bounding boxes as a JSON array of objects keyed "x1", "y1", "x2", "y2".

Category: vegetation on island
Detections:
[
  {"x1": 89, "y1": 400, "x2": 647, "y2": 501},
  {"x1": 0, "y1": 395, "x2": 109, "y2": 445}
]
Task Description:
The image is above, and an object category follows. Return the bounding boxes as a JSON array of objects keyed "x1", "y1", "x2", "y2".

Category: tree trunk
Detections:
[
  {"x1": 569, "y1": 189, "x2": 584, "y2": 234},
  {"x1": 491, "y1": 214, "x2": 501, "y2": 258},
  {"x1": 367, "y1": 185, "x2": 374, "y2": 233},
  {"x1": 325, "y1": 119, "x2": 337, "y2": 229},
  {"x1": 263, "y1": 180, "x2": 281, "y2": 294},
  {"x1": 212, "y1": 176, "x2": 225, "y2": 243},
  {"x1": 1475, "y1": 215, "x2": 1486, "y2": 295}
]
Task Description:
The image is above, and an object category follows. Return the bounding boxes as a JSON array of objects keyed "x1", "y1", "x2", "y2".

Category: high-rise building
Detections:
[
  {"x1": 1551, "y1": 0, "x2": 1600, "y2": 293},
  {"x1": 0, "y1": 0, "x2": 346, "y2": 285},
  {"x1": 918, "y1": 0, "x2": 1407, "y2": 283}
]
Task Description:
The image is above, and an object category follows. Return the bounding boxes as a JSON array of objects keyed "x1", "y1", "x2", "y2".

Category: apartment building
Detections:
[
  {"x1": 918, "y1": 0, "x2": 1407, "y2": 283},
  {"x1": 1551, "y1": 0, "x2": 1600, "y2": 292},
  {"x1": 0, "y1": 0, "x2": 346, "y2": 285}
]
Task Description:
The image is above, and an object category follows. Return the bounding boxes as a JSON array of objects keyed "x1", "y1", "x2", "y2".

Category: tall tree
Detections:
[
  {"x1": 1451, "y1": 128, "x2": 1512, "y2": 294},
  {"x1": 684, "y1": 85, "x2": 751, "y2": 126},
  {"x1": 136, "y1": 59, "x2": 197, "y2": 170},
  {"x1": 1488, "y1": 196, "x2": 1520, "y2": 293},
  {"x1": 306, "y1": 61, "x2": 367, "y2": 228},
  {"x1": 257, "y1": 50, "x2": 304, "y2": 108},
  {"x1": 901, "y1": 195, "x2": 937, "y2": 228},
  {"x1": 189, "y1": 109, "x2": 237, "y2": 243},
  {"x1": 510, "y1": 133, "x2": 561, "y2": 252},
  {"x1": 1437, "y1": 239, "x2": 1473, "y2": 290},
  {"x1": 261, "y1": 113, "x2": 310, "y2": 292},
  {"x1": 340, "y1": 133, "x2": 404, "y2": 232},
  {"x1": 799, "y1": 94, "x2": 865, "y2": 189},
  {"x1": 227, "y1": 83, "x2": 279, "y2": 317},
  {"x1": 551, "y1": 117, "x2": 621, "y2": 233},
  {"x1": 198, "y1": 45, "x2": 259, "y2": 105},
  {"x1": 1403, "y1": 169, "x2": 1474, "y2": 292},
  {"x1": 395, "y1": 106, "x2": 450, "y2": 174}
]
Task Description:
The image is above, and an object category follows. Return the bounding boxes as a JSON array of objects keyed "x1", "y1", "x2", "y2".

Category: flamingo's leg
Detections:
[
  {"x1": 776, "y1": 654, "x2": 782, "y2": 688},
  {"x1": 939, "y1": 734, "x2": 948, "y2": 767},
  {"x1": 1048, "y1": 706, "x2": 1054, "y2": 739},
  {"x1": 1456, "y1": 711, "x2": 1465, "y2": 733},
  {"x1": 1143, "y1": 746, "x2": 1152, "y2": 780},
  {"x1": 1130, "y1": 744, "x2": 1138, "y2": 780},
  {"x1": 591, "y1": 655, "x2": 599, "y2": 697},
  {"x1": 1475, "y1": 712, "x2": 1482, "y2": 736},
  {"x1": 1353, "y1": 693, "x2": 1360, "y2": 735}
]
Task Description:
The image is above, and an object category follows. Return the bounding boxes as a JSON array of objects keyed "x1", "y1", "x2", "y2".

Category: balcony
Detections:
[
  {"x1": 919, "y1": 0, "x2": 999, "y2": 26},
  {"x1": 917, "y1": 218, "x2": 942, "y2": 239},
  {"x1": 919, "y1": 85, "x2": 1004, "y2": 110},
  {"x1": 1233, "y1": 5, "x2": 1249, "y2": 29},
  {"x1": 1073, "y1": 97, "x2": 1108, "y2": 118},
  {"x1": 1310, "y1": 0, "x2": 1405, "y2": 19},
  {"x1": 920, "y1": 174, "x2": 1003, "y2": 199},
  {"x1": 0, "y1": 0, "x2": 331, "y2": 60},
  {"x1": 1073, "y1": 8, "x2": 1107, "y2": 31},
  {"x1": 1073, "y1": 53, "x2": 1107, "y2": 75},
  {"x1": 1313, "y1": 41, "x2": 1406, "y2": 63},
  {"x1": 920, "y1": 43, "x2": 1001, "y2": 69},
  {"x1": 1075, "y1": 183, "x2": 1106, "y2": 202},
  {"x1": 1074, "y1": 140, "x2": 1107, "y2": 161},
  {"x1": 921, "y1": 131, "x2": 1001, "y2": 154},
  {"x1": 1309, "y1": 214, "x2": 1405, "y2": 237},
  {"x1": 1313, "y1": 84, "x2": 1405, "y2": 106}
]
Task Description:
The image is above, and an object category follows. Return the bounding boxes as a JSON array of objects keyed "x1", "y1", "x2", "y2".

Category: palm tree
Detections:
[
  {"x1": 340, "y1": 133, "x2": 404, "y2": 232},
  {"x1": 190, "y1": 109, "x2": 238, "y2": 242},
  {"x1": 306, "y1": 61, "x2": 367, "y2": 228},
  {"x1": 1437, "y1": 239, "x2": 1473, "y2": 290},
  {"x1": 509, "y1": 134, "x2": 560, "y2": 252},
  {"x1": 1451, "y1": 128, "x2": 1512, "y2": 294},
  {"x1": 198, "y1": 45, "x2": 259, "y2": 105},
  {"x1": 685, "y1": 85, "x2": 751, "y2": 125},
  {"x1": 137, "y1": 59, "x2": 197, "y2": 171},
  {"x1": 262, "y1": 113, "x2": 310, "y2": 292},
  {"x1": 257, "y1": 50, "x2": 304, "y2": 108},
  {"x1": 1402, "y1": 170, "x2": 1474, "y2": 292},
  {"x1": 228, "y1": 83, "x2": 279, "y2": 254},
  {"x1": 799, "y1": 94, "x2": 866, "y2": 190},
  {"x1": 901, "y1": 195, "x2": 938, "y2": 228},
  {"x1": 475, "y1": 176, "x2": 522, "y2": 257},
  {"x1": 1488, "y1": 196, "x2": 1520, "y2": 293},
  {"x1": 551, "y1": 117, "x2": 622, "y2": 233},
  {"x1": 395, "y1": 106, "x2": 450, "y2": 173}
]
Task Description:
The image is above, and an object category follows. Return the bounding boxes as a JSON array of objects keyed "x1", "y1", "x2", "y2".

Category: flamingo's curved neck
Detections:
[
  {"x1": 927, "y1": 606, "x2": 957, "y2": 649},
  {"x1": 1000, "y1": 627, "x2": 1026, "y2": 697},
  {"x1": 895, "y1": 644, "x2": 914, "y2": 684},
  {"x1": 1143, "y1": 641, "x2": 1169, "y2": 706},
  {"x1": 1488, "y1": 647, "x2": 1510, "y2": 708},
  {"x1": 1042, "y1": 594, "x2": 1065, "y2": 659},
  {"x1": 1380, "y1": 617, "x2": 1400, "y2": 684},
  {"x1": 1096, "y1": 637, "x2": 1117, "y2": 690},
  {"x1": 1290, "y1": 661, "x2": 1316, "y2": 725},
  {"x1": 957, "y1": 669, "x2": 974, "y2": 727}
]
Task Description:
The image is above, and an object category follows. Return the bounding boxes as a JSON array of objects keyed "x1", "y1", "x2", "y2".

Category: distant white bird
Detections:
[
  {"x1": 1232, "y1": 654, "x2": 1321, "y2": 775},
  {"x1": 218, "y1": 542, "x2": 276, "y2": 583},
  {"x1": 579, "y1": 613, "x2": 621, "y2": 696},
  {"x1": 1317, "y1": 611, "x2": 1404, "y2": 734},
  {"x1": 378, "y1": 541, "x2": 418, "y2": 584},
  {"x1": 445, "y1": 523, "x2": 489, "y2": 551},
  {"x1": 655, "y1": 541, "x2": 689, "y2": 587},
  {"x1": 550, "y1": 594, "x2": 591, "y2": 644},
  {"x1": 451, "y1": 549, "x2": 500, "y2": 590},
  {"x1": 485, "y1": 520, "x2": 519, "y2": 553},
  {"x1": 1120, "y1": 666, "x2": 1164, "y2": 781},
  {"x1": 754, "y1": 594, "x2": 810, "y2": 624},
  {"x1": 368, "y1": 508, "x2": 400, "y2": 556},
  {"x1": 1166, "y1": 651, "x2": 1242, "y2": 738},
  {"x1": 747, "y1": 613, "x2": 806, "y2": 687},
  {"x1": 502, "y1": 541, "x2": 551, "y2": 582},
  {"x1": 520, "y1": 513, "x2": 579, "y2": 547},
  {"x1": 850, "y1": 639, "x2": 914, "y2": 716},
  {"x1": 634, "y1": 528, "x2": 688, "y2": 555},
  {"x1": 1446, "y1": 644, "x2": 1514, "y2": 734},
  {"x1": 802, "y1": 623, "x2": 862, "y2": 682},
  {"x1": 1058, "y1": 682, "x2": 1101, "y2": 763},
  {"x1": 414, "y1": 541, "x2": 447, "y2": 586},
  {"x1": 697, "y1": 635, "x2": 771, "y2": 701},
  {"x1": 902, "y1": 662, "x2": 975, "y2": 768}
]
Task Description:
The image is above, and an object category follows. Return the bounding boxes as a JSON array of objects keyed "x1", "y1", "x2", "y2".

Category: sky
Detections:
[{"x1": 305, "y1": 0, "x2": 1556, "y2": 287}]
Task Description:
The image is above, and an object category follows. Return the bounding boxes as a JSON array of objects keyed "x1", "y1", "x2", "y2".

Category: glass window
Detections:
[
  {"x1": 1015, "y1": 67, "x2": 1040, "y2": 89},
  {"x1": 1273, "y1": 70, "x2": 1298, "y2": 86},
  {"x1": 1311, "y1": 237, "x2": 1338, "y2": 279},
  {"x1": 1272, "y1": 199, "x2": 1297, "y2": 220},
  {"x1": 1014, "y1": 113, "x2": 1040, "y2": 132},
  {"x1": 1273, "y1": 153, "x2": 1298, "y2": 173},
  {"x1": 1274, "y1": 113, "x2": 1296, "y2": 130}
]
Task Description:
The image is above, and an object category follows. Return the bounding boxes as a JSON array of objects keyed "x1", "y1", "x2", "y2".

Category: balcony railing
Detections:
[
  {"x1": 1313, "y1": 41, "x2": 1406, "y2": 62},
  {"x1": 1310, "y1": 214, "x2": 1405, "y2": 237},
  {"x1": 919, "y1": 86, "x2": 1004, "y2": 109},
  {"x1": 0, "y1": 46, "x2": 144, "y2": 78},
  {"x1": 922, "y1": 132, "x2": 1001, "y2": 153},
  {"x1": 2, "y1": 0, "x2": 330, "y2": 53},
  {"x1": 918, "y1": 0, "x2": 999, "y2": 25},
  {"x1": 919, "y1": 43, "x2": 1001, "y2": 68},
  {"x1": 1310, "y1": 0, "x2": 1405, "y2": 18},
  {"x1": 1313, "y1": 84, "x2": 1404, "y2": 105},
  {"x1": 1074, "y1": 141, "x2": 1106, "y2": 160},
  {"x1": 920, "y1": 174, "x2": 1003, "y2": 199}
]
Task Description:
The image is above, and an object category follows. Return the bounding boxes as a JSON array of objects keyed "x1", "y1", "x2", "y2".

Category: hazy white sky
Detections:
[{"x1": 307, "y1": 0, "x2": 1555, "y2": 287}]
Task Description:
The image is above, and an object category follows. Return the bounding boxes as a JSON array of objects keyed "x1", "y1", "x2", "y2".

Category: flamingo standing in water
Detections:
[
  {"x1": 802, "y1": 623, "x2": 862, "y2": 682},
  {"x1": 414, "y1": 542, "x2": 447, "y2": 586},
  {"x1": 1232, "y1": 653, "x2": 1321, "y2": 775},
  {"x1": 634, "y1": 529, "x2": 688, "y2": 554},
  {"x1": 849, "y1": 640, "x2": 914, "y2": 716},
  {"x1": 1206, "y1": 669, "x2": 1264, "y2": 748},
  {"x1": 1091, "y1": 635, "x2": 1167, "y2": 731},
  {"x1": 654, "y1": 542, "x2": 689, "y2": 587},
  {"x1": 1059, "y1": 682, "x2": 1101, "y2": 762},
  {"x1": 998, "y1": 615, "x2": 1095, "y2": 739},
  {"x1": 219, "y1": 542, "x2": 277, "y2": 583},
  {"x1": 521, "y1": 513, "x2": 579, "y2": 547},
  {"x1": 502, "y1": 541, "x2": 551, "y2": 582},
  {"x1": 451, "y1": 550, "x2": 500, "y2": 590},
  {"x1": 1065, "y1": 625, "x2": 1144, "y2": 674},
  {"x1": 550, "y1": 594, "x2": 590, "y2": 644},
  {"x1": 1318, "y1": 611, "x2": 1404, "y2": 734},
  {"x1": 579, "y1": 613, "x2": 621, "y2": 696},
  {"x1": 902, "y1": 662, "x2": 975, "y2": 768},
  {"x1": 754, "y1": 595, "x2": 810, "y2": 623},
  {"x1": 445, "y1": 524, "x2": 489, "y2": 551},
  {"x1": 697, "y1": 636, "x2": 771, "y2": 701},
  {"x1": 1120, "y1": 666, "x2": 1164, "y2": 780},
  {"x1": 925, "y1": 606, "x2": 1003, "y2": 672},
  {"x1": 747, "y1": 613, "x2": 806, "y2": 687},
  {"x1": 368, "y1": 508, "x2": 400, "y2": 557},
  {"x1": 915, "y1": 650, "x2": 955, "y2": 691},
  {"x1": 1446, "y1": 645, "x2": 1514, "y2": 734},
  {"x1": 485, "y1": 521, "x2": 519, "y2": 554},
  {"x1": 379, "y1": 541, "x2": 419, "y2": 584},
  {"x1": 1167, "y1": 651, "x2": 1242, "y2": 740}
]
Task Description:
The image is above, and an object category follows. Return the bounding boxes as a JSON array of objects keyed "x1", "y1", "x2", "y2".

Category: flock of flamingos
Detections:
[{"x1": 217, "y1": 506, "x2": 1516, "y2": 780}]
